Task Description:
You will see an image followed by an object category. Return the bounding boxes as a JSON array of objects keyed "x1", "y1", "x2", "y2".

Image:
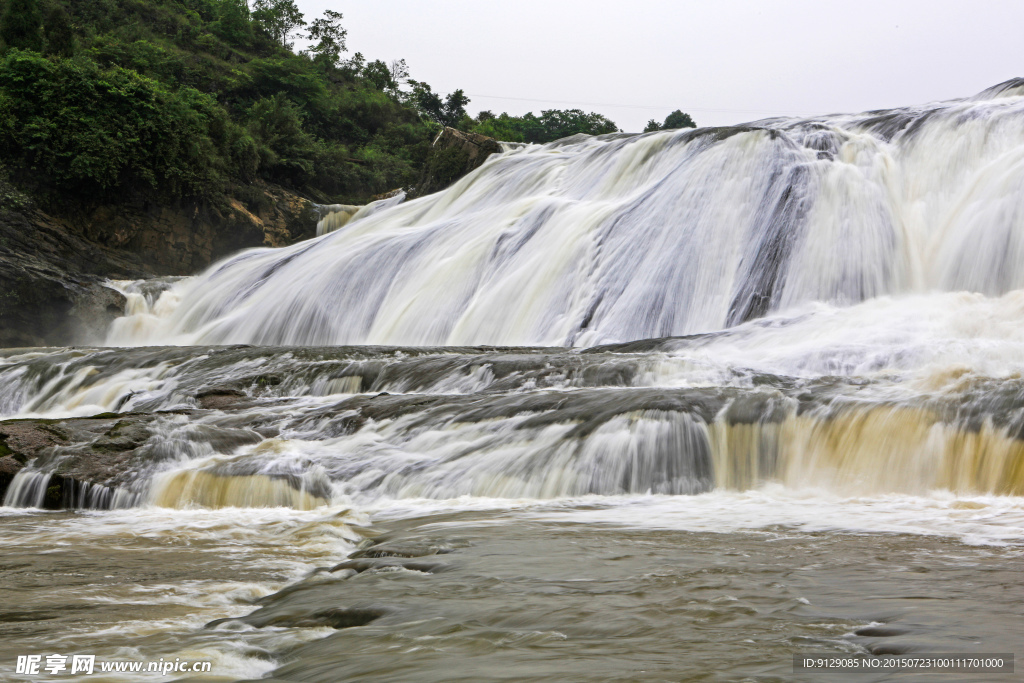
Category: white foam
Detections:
[
  {"x1": 366, "y1": 488, "x2": 1024, "y2": 547},
  {"x1": 103, "y1": 91, "x2": 1024, "y2": 349}
]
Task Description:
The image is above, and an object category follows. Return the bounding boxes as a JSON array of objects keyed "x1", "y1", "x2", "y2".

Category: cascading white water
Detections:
[
  {"x1": 6, "y1": 82, "x2": 1024, "y2": 683},
  {"x1": 7, "y1": 80, "x2": 1024, "y2": 513},
  {"x1": 106, "y1": 79, "x2": 1024, "y2": 348},
  {"x1": 314, "y1": 190, "x2": 408, "y2": 237}
]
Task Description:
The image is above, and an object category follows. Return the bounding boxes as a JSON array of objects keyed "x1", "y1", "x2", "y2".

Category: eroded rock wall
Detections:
[
  {"x1": 0, "y1": 183, "x2": 319, "y2": 347},
  {"x1": 413, "y1": 128, "x2": 503, "y2": 198}
]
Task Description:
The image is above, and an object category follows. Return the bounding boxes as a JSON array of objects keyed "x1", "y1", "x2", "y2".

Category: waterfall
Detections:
[
  {"x1": 6, "y1": 82, "x2": 1024, "y2": 511},
  {"x1": 314, "y1": 191, "x2": 407, "y2": 237},
  {"x1": 5, "y1": 82, "x2": 1024, "y2": 683},
  {"x1": 108, "y1": 79, "x2": 1024, "y2": 348}
]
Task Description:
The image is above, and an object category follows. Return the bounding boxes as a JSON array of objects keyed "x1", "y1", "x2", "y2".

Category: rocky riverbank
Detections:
[
  {"x1": 0, "y1": 182, "x2": 318, "y2": 347},
  {"x1": 0, "y1": 130, "x2": 499, "y2": 349}
]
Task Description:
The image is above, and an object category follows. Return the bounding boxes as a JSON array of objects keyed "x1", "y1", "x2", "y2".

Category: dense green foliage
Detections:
[
  {"x1": 0, "y1": 0, "x2": 688, "y2": 211},
  {"x1": 0, "y1": 0, "x2": 441, "y2": 207},
  {"x1": 644, "y1": 109, "x2": 697, "y2": 133},
  {"x1": 467, "y1": 108, "x2": 620, "y2": 144},
  {"x1": 0, "y1": 0, "x2": 41, "y2": 52},
  {"x1": 0, "y1": 51, "x2": 241, "y2": 198},
  {"x1": 40, "y1": 3, "x2": 71, "y2": 57}
]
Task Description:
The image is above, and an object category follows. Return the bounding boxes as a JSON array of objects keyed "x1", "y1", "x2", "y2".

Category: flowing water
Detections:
[{"x1": 3, "y1": 82, "x2": 1024, "y2": 682}]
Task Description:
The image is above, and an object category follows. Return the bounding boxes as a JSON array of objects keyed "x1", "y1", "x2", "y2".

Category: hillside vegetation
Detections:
[
  {"x1": 0, "y1": 0, "x2": 702, "y2": 214},
  {"x1": 0, "y1": 0, "x2": 438, "y2": 209}
]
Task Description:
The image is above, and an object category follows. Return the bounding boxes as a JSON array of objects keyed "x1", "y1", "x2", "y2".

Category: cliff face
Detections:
[
  {"x1": 0, "y1": 129, "x2": 504, "y2": 348},
  {"x1": 413, "y1": 128, "x2": 503, "y2": 198},
  {"x1": 71, "y1": 183, "x2": 319, "y2": 276},
  {"x1": 0, "y1": 203, "x2": 142, "y2": 347},
  {"x1": 0, "y1": 183, "x2": 319, "y2": 347}
]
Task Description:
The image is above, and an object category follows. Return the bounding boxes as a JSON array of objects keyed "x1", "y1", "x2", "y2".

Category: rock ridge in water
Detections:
[{"x1": 3, "y1": 341, "x2": 1024, "y2": 509}]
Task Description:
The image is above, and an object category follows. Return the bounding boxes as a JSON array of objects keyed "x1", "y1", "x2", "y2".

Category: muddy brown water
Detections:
[{"x1": 1, "y1": 502, "x2": 1021, "y2": 683}]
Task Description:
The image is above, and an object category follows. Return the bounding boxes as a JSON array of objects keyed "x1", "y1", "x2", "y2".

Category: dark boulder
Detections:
[
  {"x1": 412, "y1": 127, "x2": 503, "y2": 198},
  {"x1": 0, "y1": 181, "x2": 320, "y2": 348},
  {"x1": 0, "y1": 205, "x2": 142, "y2": 347}
]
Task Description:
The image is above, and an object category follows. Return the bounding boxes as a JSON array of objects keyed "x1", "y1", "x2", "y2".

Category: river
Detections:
[{"x1": 3, "y1": 80, "x2": 1024, "y2": 682}]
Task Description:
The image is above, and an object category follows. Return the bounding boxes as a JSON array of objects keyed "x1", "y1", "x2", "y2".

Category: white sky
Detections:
[{"x1": 295, "y1": 0, "x2": 1024, "y2": 132}]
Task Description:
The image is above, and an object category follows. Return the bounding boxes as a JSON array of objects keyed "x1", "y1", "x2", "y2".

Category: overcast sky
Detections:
[{"x1": 295, "y1": 0, "x2": 1023, "y2": 132}]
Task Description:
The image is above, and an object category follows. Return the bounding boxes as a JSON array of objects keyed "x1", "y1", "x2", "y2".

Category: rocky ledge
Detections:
[
  {"x1": 0, "y1": 411, "x2": 264, "y2": 508},
  {"x1": 0, "y1": 182, "x2": 319, "y2": 348},
  {"x1": 412, "y1": 127, "x2": 503, "y2": 198}
]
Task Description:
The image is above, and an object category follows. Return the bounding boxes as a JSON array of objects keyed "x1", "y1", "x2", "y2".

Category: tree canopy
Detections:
[
  {"x1": 0, "y1": 0, "x2": 648, "y2": 212},
  {"x1": 252, "y1": 0, "x2": 304, "y2": 48},
  {"x1": 305, "y1": 9, "x2": 345, "y2": 64},
  {"x1": 644, "y1": 109, "x2": 697, "y2": 133},
  {"x1": 0, "y1": 0, "x2": 42, "y2": 52},
  {"x1": 467, "y1": 109, "x2": 620, "y2": 144}
]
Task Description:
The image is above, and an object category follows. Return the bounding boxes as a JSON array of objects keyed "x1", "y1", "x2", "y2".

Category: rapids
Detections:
[
  {"x1": 107, "y1": 78, "x2": 1024, "y2": 348},
  {"x1": 4, "y1": 82, "x2": 1024, "y2": 682}
]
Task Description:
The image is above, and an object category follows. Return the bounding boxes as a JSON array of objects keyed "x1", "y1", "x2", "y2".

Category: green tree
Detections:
[
  {"x1": 305, "y1": 9, "x2": 345, "y2": 64},
  {"x1": 469, "y1": 111, "x2": 524, "y2": 141},
  {"x1": 213, "y1": 0, "x2": 252, "y2": 47},
  {"x1": 42, "y1": 3, "x2": 73, "y2": 58},
  {"x1": 337, "y1": 50, "x2": 364, "y2": 79},
  {"x1": 388, "y1": 59, "x2": 408, "y2": 91},
  {"x1": 663, "y1": 109, "x2": 696, "y2": 129},
  {"x1": 252, "y1": 0, "x2": 304, "y2": 48},
  {"x1": 408, "y1": 80, "x2": 469, "y2": 128},
  {"x1": 246, "y1": 93, "x2": 315, "y2": 185},
  {"x1": 525, "y1": 109, "x2": 618, "y2": 143},
  {"x1": 644, "y1": 109, "x2": 697, "y2": 132},
  {"x1": 408, "y1": 79, "x2": 441, "y2": 122},
  {"x1": 441, "y1": 89, "x2": 469, "y2": 127},
  {"x1": 466, "y1": 109, "x2": 620, "y2": 143},
  {"x1": 1, "y1": 0, "x2": 42, "y2": 53},
  {"x1": 363, "y1": 59, "x2": 392, "y2": 91}
]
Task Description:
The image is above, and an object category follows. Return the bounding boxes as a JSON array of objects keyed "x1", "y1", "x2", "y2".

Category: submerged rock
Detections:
[
  {"x1": 207, "y1": 605, "x2": 389, "y2": 630},
  {"x1": 329, "y1": 558, "x2": 449, "y2": 574},
  {"x1": 196, "y1": 389, "x2": 251, "y2": 410}
]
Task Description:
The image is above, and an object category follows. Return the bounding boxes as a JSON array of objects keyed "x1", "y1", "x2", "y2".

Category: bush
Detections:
[
  {"x1": 0, "y1": 50, "x2": 232, "y2": 201},
  {"x1": 644, "y1": 109, "x2": 697, "y2": 133},
  {"x1": 0, "y1": 0, "x2": 446, "y2": 209},
  {"x1": 466, "y1": 108, "x2": 620, "y2": 144}
]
